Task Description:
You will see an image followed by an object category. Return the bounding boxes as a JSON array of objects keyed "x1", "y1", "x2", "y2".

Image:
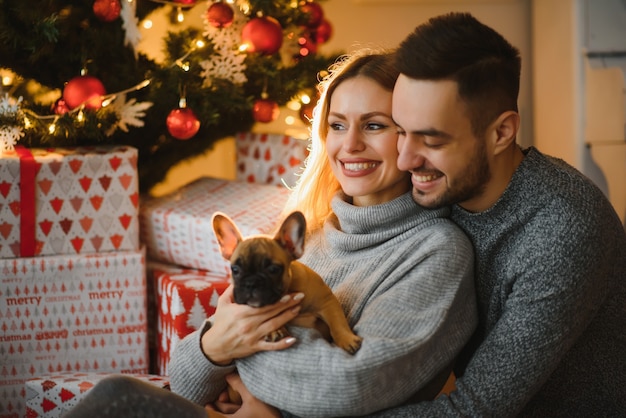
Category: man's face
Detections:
[{"x1": 392, "y1": 75, "x2": 491, "y2": 211}]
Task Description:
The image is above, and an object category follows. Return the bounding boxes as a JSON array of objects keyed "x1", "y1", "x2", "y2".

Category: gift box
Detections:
[
  {"x1": 0, "y1": 146, "x2": 140, "y2": 259},
  {"x1": 148, "y1": 262, "x2": 230, "y2": 376},
  {"x1": 0, "y1": 248, "x2": 148, "y2": 417},
  {"x1": 236, "y1": 132, "x2": 308, "y2": 188},
  {"x1": 140, "y1": 177, "x2": 290, "y2": 273},
  {"x1": 24, "y1": 372, "x2": 170, "y2": 418}
]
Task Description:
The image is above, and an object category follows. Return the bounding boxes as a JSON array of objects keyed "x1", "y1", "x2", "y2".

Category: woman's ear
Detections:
[{"x1": 491, "y1": 110, "x2": 520, "y2": 156}]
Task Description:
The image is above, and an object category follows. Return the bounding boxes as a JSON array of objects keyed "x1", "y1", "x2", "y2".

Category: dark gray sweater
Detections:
[{"x1": 371, "y1": 147, "x2": 626, "y2": 417}]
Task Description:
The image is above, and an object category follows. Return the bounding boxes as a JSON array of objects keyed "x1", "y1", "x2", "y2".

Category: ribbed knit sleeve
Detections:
[{"x1": 169, "y1": 321, "x2": 236, "y2": 404}]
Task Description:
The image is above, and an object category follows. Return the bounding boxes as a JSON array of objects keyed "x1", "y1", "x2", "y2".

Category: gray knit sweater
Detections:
[
  {"x1": 169, "y1": 192, "x2": 477, "y2": 417},
  {"x1": 370, "y1": 147, "x2": 626, "y2": 417}
]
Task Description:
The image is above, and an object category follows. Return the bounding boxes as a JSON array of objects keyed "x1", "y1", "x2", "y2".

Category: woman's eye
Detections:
[
  {"x1": 365, "y1": 122, "x2": 388, "y2": 131},
  {"x1": 329, "y1": 122, "x2": 345, "y2": 131}
]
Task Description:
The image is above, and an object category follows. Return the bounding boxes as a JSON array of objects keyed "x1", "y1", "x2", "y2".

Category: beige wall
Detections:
[{"x1": 532, "y1": 0, "x2": 625, "y2": 224}]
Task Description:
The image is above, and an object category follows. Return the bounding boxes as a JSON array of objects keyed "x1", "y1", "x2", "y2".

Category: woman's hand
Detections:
[
  {"x1": 206, "y1": 373, "x2": 281, "y2": 418},
  {"x1": 201, "y1": 285, "x2": 303, "y2": 365}
]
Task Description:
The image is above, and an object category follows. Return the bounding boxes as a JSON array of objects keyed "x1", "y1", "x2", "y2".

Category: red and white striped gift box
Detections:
[
  {"x1": 148, "y1": 263, "x2": 229, "y2": 376},
  {"x1": 235, "y1": 132, "x2": 308, "y2": 187},
  {"x1": 0, "y1": 248, "x2": 148, "y2": 417},
  {"x1": 140, "y1": 177, "x2": 290, "y2": 273},
  {"x1": 25, "y1": 372, "x2": 169, "y2": 418},
  {"x1": 0, "y1": 146, "x2": 140, "y2": 259}
]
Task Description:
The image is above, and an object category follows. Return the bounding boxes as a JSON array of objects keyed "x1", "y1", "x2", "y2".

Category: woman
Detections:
[
  {"x1": 64, "y1": 49, "x2": 477, "y2": 418},
  {"x1": 170, "y1": 49, "x2": 477, "y2": 417}
]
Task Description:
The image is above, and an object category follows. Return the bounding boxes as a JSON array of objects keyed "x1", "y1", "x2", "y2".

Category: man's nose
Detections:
[{"x1": 397, "y1": 137, "x2": 425, "y2": 171}]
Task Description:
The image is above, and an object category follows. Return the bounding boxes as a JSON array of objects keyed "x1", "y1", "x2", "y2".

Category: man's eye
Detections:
[{"x1": 424, "y1": 141, "x2": 444, "y2": 148}]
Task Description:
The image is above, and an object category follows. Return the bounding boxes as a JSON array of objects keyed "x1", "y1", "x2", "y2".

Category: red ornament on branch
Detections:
[
  {"x1": 315, "y1": 19, "x2": 333, "y2": 44},
  {"x1": 241, "y1": 17, "x2": 283, "y2": 55},
  {"x1": 206, "y1": 1, "x2": 234, "y2": 28},
  {"x1": 167, "y1": 107, "x2": 201, "y2": 140},
  {"x1": 93, "y1": 0, "x2": 122, "y2": 22},
  {"x1": 252, "y1": 98, "x2": 279, "y2": 123},
  {"x1": 301, "y1": 1, "x2": 324, "y2": 29},
  {"x1": 62, "y1": 75, "x2": 106, "y2": 110}
]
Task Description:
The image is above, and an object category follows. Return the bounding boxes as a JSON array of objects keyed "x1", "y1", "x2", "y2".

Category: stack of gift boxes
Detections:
[
  {"x1": 0, "y1": 146, "x2": 160, "y2": 417},
  {"x1": 0, "y1": 133, "x2": 307, "y2": 417}
]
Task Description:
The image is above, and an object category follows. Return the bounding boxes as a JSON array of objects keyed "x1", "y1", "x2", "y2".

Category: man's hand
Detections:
[{"x1": 206, "y1": 373, "x2": 281, "y2": 418}]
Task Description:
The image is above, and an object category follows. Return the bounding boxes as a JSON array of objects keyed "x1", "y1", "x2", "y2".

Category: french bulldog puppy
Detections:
[{"x1": 212, "y1": 211, "x2": 362, "y2": 354}]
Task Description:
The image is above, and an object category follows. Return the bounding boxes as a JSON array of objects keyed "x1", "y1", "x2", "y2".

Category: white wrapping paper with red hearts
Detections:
[
  {"x1": 0, "y1": 248, "x2": 148, "y2": 418},
  {"x1": 148, "y1": 262, "x2": 229, "y2": 375},
  {"x1": 235, "y1": 132, "x2": 308, "y2": 187},
  {"x1": 25, "y1": 372, "x2": 169, "y2": 418},
  {"x1": 139, "y1": 177, "x2": 290, "y2": 273},
  {"x1": 0, "y1": 146, "x2": 140, "y2": 259}
]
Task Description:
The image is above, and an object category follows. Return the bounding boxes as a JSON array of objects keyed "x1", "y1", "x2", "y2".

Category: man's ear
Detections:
[{"x1": 490, "y1": 110, "x2": 520, "y2": 156}]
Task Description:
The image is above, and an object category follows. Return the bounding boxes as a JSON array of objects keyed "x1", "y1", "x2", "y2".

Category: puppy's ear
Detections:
[
  {"x1": 212, "y1": 212, "x2": 243, "y2": 260},
  {"x1": 275, "y1": 211, "x2": 306, "y2": 259}
]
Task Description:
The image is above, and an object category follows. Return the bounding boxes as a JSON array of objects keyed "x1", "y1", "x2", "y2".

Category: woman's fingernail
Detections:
[
  {"x1": 293, "y1": 292, "x2": 305, "y2": 301},
  {"x1": 280, "y1": 295, "x2": 291, "y2": 303},
  {"x1": 285, "y1": 337, "x2": 297, "y2": 344}
]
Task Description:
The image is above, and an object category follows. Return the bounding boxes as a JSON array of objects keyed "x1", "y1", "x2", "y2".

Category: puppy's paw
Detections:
[
  {"x1": 337, "y1": 334, "x2": 363, "y2": 355},
  {"x1": 265, "y1": 327, "x2": 289, "y2": 342}
]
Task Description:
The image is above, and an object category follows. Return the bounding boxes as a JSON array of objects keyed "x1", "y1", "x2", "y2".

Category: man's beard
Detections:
[{"x1": 413, "y1": 139, "x2": 491, "y2": 209}]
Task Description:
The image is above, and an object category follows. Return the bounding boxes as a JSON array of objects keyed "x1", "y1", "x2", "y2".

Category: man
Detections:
[{"x1": 376, "y1": 12, "x2": 626, "y2": 417}]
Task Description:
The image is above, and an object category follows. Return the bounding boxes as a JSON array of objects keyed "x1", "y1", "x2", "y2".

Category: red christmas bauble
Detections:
[
  {"x1": 241, "y1": 17, "x2": 283, "y2": 55},
  {"x1": 252, "y1": 99, "x2": 280, "y2": 123},
  {"x1": 166, "y1": 108, "x2": 201, "y2": 140},
  {"x1": 206, "y1": 2, "x2": 234, "y2": 28},
  {"x1": 93, "y1": 0, "x2": 122, "y2": 22},
  {"x1": 52, "y1": 98, "x2": 70, "y2": 115},
  {"x1": 301, "y1": 1, "x2": 324, "y2": 29},
  {"x1": 314, "y1": 19, "x2": 333, "y2": 44},
  {"x1": 63, "y1": 75, "x2": 106, "y2": 110}
]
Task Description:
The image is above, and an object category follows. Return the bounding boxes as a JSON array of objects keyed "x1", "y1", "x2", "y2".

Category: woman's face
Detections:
[{"x1": 326, "y1": 76, "x2": 409, "y2": 206}]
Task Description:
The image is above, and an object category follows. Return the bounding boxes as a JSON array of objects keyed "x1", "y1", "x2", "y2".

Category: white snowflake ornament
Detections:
[{"x1": 0, "y1": 94, "x2": 25, "y2": 153}]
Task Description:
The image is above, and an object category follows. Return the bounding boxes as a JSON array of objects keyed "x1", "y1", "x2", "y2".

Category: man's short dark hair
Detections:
[{"x1": 396, "y1": 12, "x2": 521, "y2": 137}]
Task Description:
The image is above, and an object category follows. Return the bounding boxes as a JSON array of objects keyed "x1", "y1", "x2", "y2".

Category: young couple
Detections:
[{"x1": 65, "y1": 12, "x2": 626, "y2": 418}]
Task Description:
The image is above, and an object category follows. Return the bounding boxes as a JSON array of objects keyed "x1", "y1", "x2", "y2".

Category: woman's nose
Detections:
[{"x1": 342, "y1": 128, "x2": 366, "y2": 152}]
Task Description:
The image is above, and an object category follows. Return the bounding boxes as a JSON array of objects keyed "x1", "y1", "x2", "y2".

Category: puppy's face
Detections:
[
  {"x1": 212, "y1": 211, "x2": 307, "y2": 308},
  {"x1": 229, "y1": 238, "x2": 292, "y2": 307}
]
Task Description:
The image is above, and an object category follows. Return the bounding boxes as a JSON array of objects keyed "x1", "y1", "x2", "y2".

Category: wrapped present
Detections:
[
  {"x1": 0, "y1": 248, "x2": 147, "y2": 417},
  {"x1": 236, "y1": 132, "x2": 308, "y2": 187},
  {"x1": 0, "y1": 146, "x2": 140, "y2": 259},
  {"x1": 148, "y1": 262, "x2": 230, "y2": 376},
  {"x1": 25, "y1": 372, "x2": 170, "y2": 418},
  {"x1": 140, "y1": 177, "x2": 290, "y2": 273}
]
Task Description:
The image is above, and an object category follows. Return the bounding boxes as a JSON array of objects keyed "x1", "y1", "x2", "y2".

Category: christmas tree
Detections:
[{"x1": 0, "y1": 0, "x2": 337, "y2": 193}]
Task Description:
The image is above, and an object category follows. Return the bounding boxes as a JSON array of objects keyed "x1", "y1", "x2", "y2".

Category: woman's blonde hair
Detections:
[{"x1": 283, "y1": 48, "x2": 399, "y2": 232}]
